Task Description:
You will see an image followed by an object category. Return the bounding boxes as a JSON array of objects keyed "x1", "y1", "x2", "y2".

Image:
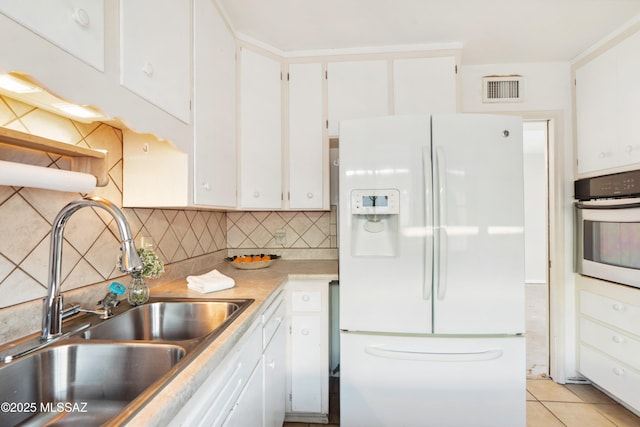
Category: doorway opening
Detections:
[{"x1": 523, "y1": 120, "x2": 550, "y2": 377}]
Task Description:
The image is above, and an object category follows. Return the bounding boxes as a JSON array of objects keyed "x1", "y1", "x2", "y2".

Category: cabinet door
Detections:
[
  {"x1": 575, "y1": 48, "x2": 618, "y2": 174},
  {"x1": 239, "y1": 48, "x2": 283, "y2": 209},
  {"x1": 327, "y1": 60, "x2": 388, "y2": 136},
  {"x1": 290, "y1": 314, "x2": 323, "y2": 413},
  {"x1": 617, "y1": 31, "x2": 640, "y2": 165},
  {"x1": 287, "y1": 280, "x2": 329, "y2": 417},
  {"x1": 393, "y1": 56, "x2": 457, "y2": 114},
  {"x1": 120, "y1": 0, "x2": 191, "y2": 123},
  {"x1": 193, "y1": 0, "x2": 237, "y2": 207},
  {"x1": 0, "y1": 0, "x2": 104, "y2": 70},
  {"x1": 288, "y1": 63, "x2": 326, "y2": 209},
  {"x1": 264, "y1": 323, "x2": 286, "y2": 427},
  {"x1": 223, "y1": 363, "x2": 264, "y2": 427}
]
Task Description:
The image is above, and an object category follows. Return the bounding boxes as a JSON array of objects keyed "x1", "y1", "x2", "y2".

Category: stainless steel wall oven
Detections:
[{"x1": 575, "y1": 170, "x2": 640, "y2": 289}]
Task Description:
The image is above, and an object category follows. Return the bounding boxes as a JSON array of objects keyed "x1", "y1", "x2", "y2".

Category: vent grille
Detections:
[{"x1": 482, "y1": 76, "x2": 523, "y2": 103}]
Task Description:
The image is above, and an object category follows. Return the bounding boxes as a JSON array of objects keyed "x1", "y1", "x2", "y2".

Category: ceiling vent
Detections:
[{"x1": 482, "y1": 75, "x2": 523, "y2": 103}]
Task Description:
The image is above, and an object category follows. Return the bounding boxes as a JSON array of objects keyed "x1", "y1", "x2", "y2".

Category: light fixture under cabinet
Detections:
[{"x1": 0, "y1": 72, "x2": 107, "y2": 123}]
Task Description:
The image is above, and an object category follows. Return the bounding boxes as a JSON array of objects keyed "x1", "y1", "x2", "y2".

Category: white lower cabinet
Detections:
[
  {"x1": 285, "y1": 279, "x2": 330, "y2": 423},
  {"x1": 169, "y1": 290, "x2": 285, "y2": 427},
  {"x1": 223, "y1": 362, "x2": 264, "y2": 427},
  {"x1": 578, "y1": 278, "x2": 640, "y2": 414}
]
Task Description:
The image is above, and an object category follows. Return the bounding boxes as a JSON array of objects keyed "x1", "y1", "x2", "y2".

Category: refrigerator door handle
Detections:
[
  {"x1": 434, "y1": 146, "x2": 448, "y2": 300},
  {"x1": 423, "y1": 146, "x2": 433, "y2": 300},
  {"x1": 365, "y1": 346, "x2": 504, "y2": 362}
]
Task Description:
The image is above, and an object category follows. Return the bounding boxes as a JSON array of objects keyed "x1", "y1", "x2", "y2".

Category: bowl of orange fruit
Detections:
[{"x1": 225, "y1": 254, "x2": 280, "y2": 270}]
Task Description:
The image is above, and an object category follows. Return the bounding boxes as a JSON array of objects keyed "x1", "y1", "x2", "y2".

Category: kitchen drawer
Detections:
[
  {"x1": 263, "y1": 295, "x2": 285, "y2": 349},
  {"x1": 580, "y1": 317, "x2": 640, "y2": 371},
  {"x1": 291, "y1": 291, "x2": 322, "y2": 312},
  {"x1": 579, "y1": 344, "x2": 640, "y2": 412},
  {"x1": 580, "y1": 291, "x2": 640, "y2": 336}
]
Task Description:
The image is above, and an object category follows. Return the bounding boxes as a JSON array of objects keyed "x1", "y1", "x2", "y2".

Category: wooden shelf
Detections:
[{"x1": 0, "y1": 127, "x2": 108, "y2": 186}]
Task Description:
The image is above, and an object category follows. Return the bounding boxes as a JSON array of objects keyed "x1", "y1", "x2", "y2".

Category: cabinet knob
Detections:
[
  {"x1": 613, "y1": 367, "x2": 625, "y2": 376},
  {"x1": 612, "y1": 303, "x2": 626, "y2": 312},
  {"x1": 612, "y1": 335, "x2": 626, "y2": 344},
  {"x1": 202, "y1": 182, "x2": 211, "y2": 191},
  {"x1": 72, "y1": 8, "x2": 90, "y2": 27},
  {"x1": 302, "y1": 294, "x2": 310, "y2": 302},
  {"x1": 625, "y1": 145, "x2": 633, "y2": 153},
  {"x1": 301, "y1": 328, "x2": 309, "y2": 336},
  {"x1": 267, "y1": 360, "x2": 276, "y2": 369},
  {"x1": 142, "y1": 62, "x2": 154, "y2": 77},
  {"x1": 253, "y1": 191, "x2": 260, "y2": 198},
  {"x1": 307, "y1": 193, "x2": 314, "y2": 199}
]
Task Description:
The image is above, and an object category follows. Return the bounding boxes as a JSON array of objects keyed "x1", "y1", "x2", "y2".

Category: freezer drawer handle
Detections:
[{"x1": 364, "y1": 346, "x2": 503, "y2": 362}]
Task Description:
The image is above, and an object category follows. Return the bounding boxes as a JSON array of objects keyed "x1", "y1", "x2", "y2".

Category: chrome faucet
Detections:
[{"x1": 41, "y1": 197, "x2": 142, "y2": 341}]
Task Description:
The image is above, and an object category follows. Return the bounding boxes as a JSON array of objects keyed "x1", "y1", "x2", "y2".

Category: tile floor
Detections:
[{"x1": 283, "y1": 377, "x2": 640, "y2": 427}]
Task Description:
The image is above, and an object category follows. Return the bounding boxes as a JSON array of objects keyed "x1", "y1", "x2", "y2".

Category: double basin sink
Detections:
[{"x1": 0, "y1": 298, "x2": 253, "y2": 426}]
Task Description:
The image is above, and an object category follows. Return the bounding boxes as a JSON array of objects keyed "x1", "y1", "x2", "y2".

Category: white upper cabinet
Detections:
[
  {"x1": 327, "y1": 60, "x2": 388, "y2": 136},
  {"x1": 575, "y1": 47, "x2": 619, "y2": 174},
  {"x1": 575, "y1": 30, "x2": 640, "y2": 175},
  {"x1": 0, "y1": 0, "x2": 105, "y2": 71},
  {"x1": 120, "y1": 0, "x2": 191, "y2": 123},
  {"x1": 288, "y1": 63, "x2": 326, "y2": 210},
  {"x1": 393, "y1": 56, "x2": 457, "y2": 114},
  {"x1": 617, "y1": 31, "x2": 640, "y2": 165},
  {"x1": 193, "y1": 0, "x2": 237, "y2": 207},
  {"x1": 239, "y1": 47, "x2": 283, "y2": 209}
]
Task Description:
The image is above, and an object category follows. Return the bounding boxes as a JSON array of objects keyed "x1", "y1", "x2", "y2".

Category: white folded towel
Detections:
[{"x1": 186, "y1": 269, "x2": 235, "y2": 294}]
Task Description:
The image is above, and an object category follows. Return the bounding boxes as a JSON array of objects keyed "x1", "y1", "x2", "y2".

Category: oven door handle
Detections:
[{"x1": 575, "y1": 200, "x2": 640, "y2": 210}]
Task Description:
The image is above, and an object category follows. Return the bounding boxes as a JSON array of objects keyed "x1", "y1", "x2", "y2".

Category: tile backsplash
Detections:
[{"x1": 0, "y1": 94, "x2": 337, "y2": 314}]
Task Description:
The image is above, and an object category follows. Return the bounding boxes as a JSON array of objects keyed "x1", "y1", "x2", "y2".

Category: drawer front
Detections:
[
  {"x1": 199, "y1": 320, "x2": 263, "y2": 427},
  {"x1": 580, "y1": 317, "x2": 640, "y2": 371},
  {"x1": 579, "y1": 344, "x2": 640, "y2": 412},
  {"x1": 291, "y1": 290, "x2": 322, "y2": 312},
  {"x1": 580, "y1": 291, "x2": 640, "y2": 336},
  {"x1": 263, "y1": 298, "x2": 285, "y2": 349}
]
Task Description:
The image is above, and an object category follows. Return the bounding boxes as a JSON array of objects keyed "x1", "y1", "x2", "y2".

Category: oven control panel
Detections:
[{"x1": 575, "y1": 169, "x2": 640, "y2": 200}]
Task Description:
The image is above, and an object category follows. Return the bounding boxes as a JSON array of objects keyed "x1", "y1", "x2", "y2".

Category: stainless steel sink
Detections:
[
  {"x1": 81, "y1": 299, "x2": 252, "y2": 341},
  {"x1": 0, "y1": 343, "x2": 184, "y2": 426}
]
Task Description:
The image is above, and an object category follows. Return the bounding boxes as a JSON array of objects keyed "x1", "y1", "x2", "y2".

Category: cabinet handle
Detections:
[
  {"x1": 72, "y1": 8, "x2": 90, "y2": 27},
  {"x1": 612, "y1": 303, "x2": 626, "y2": 312},
  {"x1": 307, "y1": 192, "x2": 314, "y2": 199},
  {"x1": 142, "y1": 62, "x2": 154, "y2": 77},
  {"x1": 612, "y1": 335, "x2": 626, "y2": 344},
  {"x1": 253, "y1": 191, "x2": 260, "y2": 198},
  {"x1": 613, "y1": 367, "x2": 625, "y2": 376}
]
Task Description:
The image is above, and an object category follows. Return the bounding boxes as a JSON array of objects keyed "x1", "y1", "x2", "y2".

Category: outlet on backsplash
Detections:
[{"x1": 275, "y1": 229, "x2": 286, "y2": 245}]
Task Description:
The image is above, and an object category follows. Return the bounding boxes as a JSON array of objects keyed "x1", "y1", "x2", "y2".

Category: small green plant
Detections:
[
  {"x1": 118, "y1": 247, "x2": 164, "y2": 279},
  {"x1": 136, "y1": 247, "x2": 164, "y2": 279}
]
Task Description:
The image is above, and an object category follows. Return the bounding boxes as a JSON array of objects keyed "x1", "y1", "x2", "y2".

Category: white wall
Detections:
[{"x1": 460, "y1": 62, "x2": 571, "y2": 113}]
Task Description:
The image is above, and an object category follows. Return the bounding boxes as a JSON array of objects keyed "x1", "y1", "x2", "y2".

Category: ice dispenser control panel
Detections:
[{"x1": 351, "y1": 189, "x2": 400, "y2": 214}]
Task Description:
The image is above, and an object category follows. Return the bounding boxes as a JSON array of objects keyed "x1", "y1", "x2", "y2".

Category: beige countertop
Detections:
[{"x1": 124, "y1": 259, "x2": 338, "y2": 426}]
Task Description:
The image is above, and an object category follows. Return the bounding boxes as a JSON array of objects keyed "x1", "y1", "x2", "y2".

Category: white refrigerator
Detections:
[{"x1": 339, "y1": 114, "x2": 526, "y2": 427}]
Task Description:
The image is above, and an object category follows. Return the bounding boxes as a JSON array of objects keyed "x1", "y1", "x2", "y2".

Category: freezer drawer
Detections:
[{"x1": 340, "y1": 332, "x2": 525, "y2": 427}]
